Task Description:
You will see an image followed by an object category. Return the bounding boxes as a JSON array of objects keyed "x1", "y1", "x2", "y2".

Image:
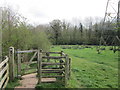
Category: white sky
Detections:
[{"x1": 0, "y1": 0, "x2": 118, "y2": 25}]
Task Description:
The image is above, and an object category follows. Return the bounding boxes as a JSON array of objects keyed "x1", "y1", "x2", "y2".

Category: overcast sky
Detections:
[{"x1": 0, "y1": 0, "x2": 118, "y2": 25}]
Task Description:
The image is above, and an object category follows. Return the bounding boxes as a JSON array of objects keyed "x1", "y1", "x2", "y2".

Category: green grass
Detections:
[
  {"x1": 6, "y1": 45, "x2": 118, "y2": 88},
  {"x1": 36, "y1": 83, "x2": 65, "y2": 88},
  {"x1": 5, "y1": 78, "x2": 20, "y2": 89},
  {"x1": 48, "y1": 45, "x2": 118, "y2": 88}
]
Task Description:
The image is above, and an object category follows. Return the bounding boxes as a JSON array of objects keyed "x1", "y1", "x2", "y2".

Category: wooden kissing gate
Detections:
[{"x1": 12, "y1": 48, "x2": 71, "y2": 86}]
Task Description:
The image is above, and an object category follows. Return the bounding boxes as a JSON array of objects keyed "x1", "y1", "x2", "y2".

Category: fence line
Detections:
[{"x1": 0, "y1": 56, "x2": 9, "y2": 88}]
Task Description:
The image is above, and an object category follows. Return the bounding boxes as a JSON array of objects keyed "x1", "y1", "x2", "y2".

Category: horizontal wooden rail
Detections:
[
  {"x1": 23, "y1": 61, "x2": 37, "y2": 64},
  {"x1": 42, "y1": 69, "x2": 65, "y2": 71},
  {"x1": 42, "y1": 71, "x2": 63, "y2": 73},
  {"x1": 16, "y1": 50, "x2": 38, "y2": 53},
  {"x1": 22, "y1": 68, "x2": 37, "y2": 71},
  {"x1": 42, "y1": 67, "x2": 63, "y2": 69},
  {"x1": 42, "y1": 62, "x2": 65, "y2": 65},
  {"x1": 42, "y1": 52, "x2": 61, "y2": 54},
  {"x1": 42, "y1": 56, "x2": 66, "y2": 59}
]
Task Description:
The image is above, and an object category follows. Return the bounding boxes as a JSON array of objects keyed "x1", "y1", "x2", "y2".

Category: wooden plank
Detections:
[
  {"x1": 42, "y1": 62, "x2": 65, "y2": 65},
  {"x1": 41, "y1": 78, "x2": 56, "y2": 83},
  {"x1": 2, "y1": 76, "x2": 9, "y2": 88},
  {"x1": 22, "y1": 71, "x2": 37, "y2": 75},
  {"x1": 116, "y1": 36, "x2": 120, "y2": 42},
  {"x1": 23, "y1": 61, "x2": 37, "y2": 64},
  {"x1": 16, "y1": 50, "x2": 38, "y2": 53},
  {"x1": 42, "y1": 69, "x2": 64, "y2": 71},
  {"x1": 24, "y1": 52, "x2": 37, "y2": 71},
  {"x1": 0, "y1": 69, "x2": 9, "y2": 88},
  {"x1": 23, "y1": 71, "x2": 37, "y2": 75},
  {"x1": 30, "y1": 61, "x2": 37, "y2": 64},
  {"x1": 42, "y1": 56, "x2": 66, "y2": 59},
  {"x1": 22, "y1": 68, "x2": 37, "y2": 71},
  {"x1": 29, "y1": 52, "x2": 37, "y2": 64},
  {"x1": 42, "y1": 52, "x2": 61, "y2": 54},
  {"x1": 2, "y1": 64, "x2": 9, "y2": 88},
  {"x1": 42, "y1": 75, "x2": 64, "y2": 78},
  {"x1": 0, "y1": 57, "x2": 8, "y2": 69},
  {"x1": 0, "y1": 64, "x2": 8, "y2": 79},
  {"x1": 42, "y1": 67, "x2": 62, "y2": 69},
  {"x1": 42, "y1": 71, "x2": 63, "y2": 73}
]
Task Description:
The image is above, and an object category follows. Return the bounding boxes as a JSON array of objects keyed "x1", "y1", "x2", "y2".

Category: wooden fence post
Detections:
[
  {"x1": 60, "y1": 51, "x2": 63, "y2": 56},
  {"x1": 68, "y1": 58, "x2": 71, "y2": 80},
  {"x1": 17, "y1": 50, "x2": 21, "y2": 79},
  {"x1": 46, "y1": 52, "x2": 50, "y2": 62},
  {"x1": 38, "y1": 50, "x2": 42, "y2": 84},
  {"x1": 60, "y1": 51, "x2": 63, "y2": 69},
  {"x1": 65, "y1": 54, "x2": 69, "y2": 86},
  {"x1": 9, "y1": 47, "x2": 15, "y2": 81}
]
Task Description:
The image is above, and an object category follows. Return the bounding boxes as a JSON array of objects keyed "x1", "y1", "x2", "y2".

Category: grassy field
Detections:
[
  {"x1": 46, "y1": 45, "x2": 118, "y2": 88},
  {"x1": 6, "y1": 45, "x2": 118, "y2": 88}
]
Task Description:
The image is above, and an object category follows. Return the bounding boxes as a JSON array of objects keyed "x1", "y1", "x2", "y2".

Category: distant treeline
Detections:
[
  {"x1": 0, "y1": 7, "x2": 119, "y2": 56},
  {"x1": 40, "y1": 19, "x2": 118, "y2": 45}
]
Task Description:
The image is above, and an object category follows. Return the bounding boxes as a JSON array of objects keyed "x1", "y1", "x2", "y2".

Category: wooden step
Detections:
[{"x1": 41, "y1": 78, "x2": 56, "y2": 83}]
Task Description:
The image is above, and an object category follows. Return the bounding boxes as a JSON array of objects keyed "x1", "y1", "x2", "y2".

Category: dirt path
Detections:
[
  {"x1": 15, "y1": 73, "x2": 38, "y2": 89},
  {"x1": 14, "y1": 73, "x2": 57, "y2": 89}
]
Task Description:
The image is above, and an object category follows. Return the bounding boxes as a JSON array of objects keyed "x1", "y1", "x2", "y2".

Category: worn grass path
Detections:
[
  {"x1": 15, "y1": 73, "x2": 38, "y2": 89},
  {"x1": 14, "y1": 73, "x2": 57, "y2": 89}
]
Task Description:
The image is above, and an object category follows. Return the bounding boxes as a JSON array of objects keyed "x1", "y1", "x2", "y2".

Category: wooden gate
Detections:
[
  {"x1": 37, "y1": 50, "x2": 71, "y2": 86},
  {"x1": 16, "y1": 49, "x2": 71, "y2": 86},
  {"x1": 16, "y1": 49, "x2": 39, "y2": 78}
]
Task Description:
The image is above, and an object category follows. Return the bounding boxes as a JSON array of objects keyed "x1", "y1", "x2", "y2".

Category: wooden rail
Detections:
[
  {"x1": 16, "y1": 50, "x2": 38, "y2": 53},
  {"x1": 0, "y1": 56, "x2": 9, "y2": 88},
  {"x1": 42, "y1": 56, "x2": 66, "y2": 59}
]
